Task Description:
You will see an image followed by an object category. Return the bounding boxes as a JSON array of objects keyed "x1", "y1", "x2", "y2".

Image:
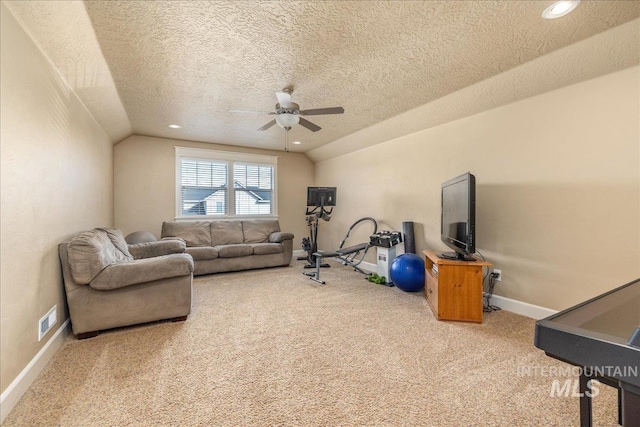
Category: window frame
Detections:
[{"x1": 175, "y1": 147, "x2": 278, "y2": 220}]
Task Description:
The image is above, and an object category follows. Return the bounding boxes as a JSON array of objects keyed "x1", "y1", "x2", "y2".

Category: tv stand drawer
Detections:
[
  {"x1": 423, "y1": 250, "x2": 490, "y2": 323},
  {"x1": 425, "y1": 269, "x2": 438, "y2": 314}
]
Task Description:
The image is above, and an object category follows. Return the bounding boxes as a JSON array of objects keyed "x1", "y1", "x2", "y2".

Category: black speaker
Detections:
[{"x1": 402, "y1": 221, "x2": 415, "y2": 254}]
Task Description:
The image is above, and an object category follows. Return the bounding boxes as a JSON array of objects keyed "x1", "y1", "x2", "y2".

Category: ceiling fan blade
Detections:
[
  {"x1": 275, "y1": 91, "x2": 292, "y2": 108},
  {"x1": 300, "y1": 107, "x2": 345, "y2": 116},
  {"x1": 299, "y1": 117, "x2": 321, "y2": 132},
  {"x1": 257, "y1": 119, "x2": 277, "y2": 131},
  {"x1": 228, "y1": 109, "x2": 271, "y2": 114}
]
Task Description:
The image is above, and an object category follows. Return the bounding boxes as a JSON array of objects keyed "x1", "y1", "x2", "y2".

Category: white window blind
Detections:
[
  {"x1": 175, "y1": 147, "x2": 277, "y2": 219},
  {"x1": 234, "y1": 163, "x2": 273, "y2": 215},
  {"x1": 180, "y1": 159, "x2": 227, "y2": 216}
]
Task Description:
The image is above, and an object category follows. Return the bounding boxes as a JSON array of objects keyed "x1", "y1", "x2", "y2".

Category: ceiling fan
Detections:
[{"x1": 229, "y1": 87, "x2": 344, "y2": 132}]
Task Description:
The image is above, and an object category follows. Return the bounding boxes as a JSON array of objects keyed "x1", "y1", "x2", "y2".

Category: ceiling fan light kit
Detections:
[
  {"x1": 229, "y1": 87, "x2": 345, "y2": 150},
  {"x1": 274, "y1": 112, "x2": 300, "y2": 128}
]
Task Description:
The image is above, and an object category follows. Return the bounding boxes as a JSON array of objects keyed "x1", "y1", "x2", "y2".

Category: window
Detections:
[{"x1": 175, "y1": 147, "x2": 277, "y2": 219}]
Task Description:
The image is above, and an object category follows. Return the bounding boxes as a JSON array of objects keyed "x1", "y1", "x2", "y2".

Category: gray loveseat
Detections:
[
  {"x1": 161, "y1": 219, "x2": 293, "y2": 276},
  {"x1": 59, "y1": 228, "x2": 194, "y2": 339}
]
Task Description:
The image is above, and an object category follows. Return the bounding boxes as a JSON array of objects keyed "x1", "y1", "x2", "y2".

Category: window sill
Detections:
[{"x1": 174, "y1": 215, "x2": 279, "y2": 222}]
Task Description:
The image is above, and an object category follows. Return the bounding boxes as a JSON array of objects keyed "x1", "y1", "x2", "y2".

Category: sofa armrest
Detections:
[
  {"x1": 90, "y1": 254, "x2": 194, "y2": 290},
  {"x1": 269, "y1": 232, "x2": 294, "y2": 243},
  {"x1": 162, "y1": 236, "x2": 186, "y2": 244},
  {"x1": 128, "y1": 239, "x2": 186, "y2": 259}
]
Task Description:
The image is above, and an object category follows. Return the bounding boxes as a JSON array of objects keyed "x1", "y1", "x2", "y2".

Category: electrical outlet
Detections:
[
  {"x1": 38, "y1": 305, "x2": 57, "y2": 341},
  {"x1": 493, "y1": 269, "x2": 502, "y2": 282}
]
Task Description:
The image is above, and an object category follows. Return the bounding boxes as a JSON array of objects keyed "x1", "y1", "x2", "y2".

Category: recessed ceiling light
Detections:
[
  {"x1": 168, "y1": 124, "x2": 182, "y2": 129},
  {"x1": 542, "y1": 1, "x2": 580, "y2": 19},
  {"x1": 292, "y1": 141, "x2": 302, "y2": 145}
]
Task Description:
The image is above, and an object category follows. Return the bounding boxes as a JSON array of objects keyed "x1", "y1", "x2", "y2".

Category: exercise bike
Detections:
[{"x1": 299, "y1": 198, "x2": 333, "y2": 268}]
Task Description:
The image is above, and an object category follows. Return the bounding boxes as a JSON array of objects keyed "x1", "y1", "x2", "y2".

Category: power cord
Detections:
[
  {"x1": 483, "y1": 271, "x2": 502, "y2": 313},
  {"x1": 476, "y1": 250, "x2": 490, "y2": 285},
  {"x1": 477, "y1": 250, "x2": 500, "y2": 312}
]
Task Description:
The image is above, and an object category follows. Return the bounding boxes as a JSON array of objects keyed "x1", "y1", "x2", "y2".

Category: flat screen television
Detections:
[
  {"x1": 440, "y1": 172, "x2": 476, "y2": 261},
  {"x1": 307, "y1": 187, "x2": 337, "y2": 207}
]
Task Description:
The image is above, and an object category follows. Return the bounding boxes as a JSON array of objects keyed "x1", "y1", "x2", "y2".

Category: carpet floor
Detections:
[{"x1": 3, "y1": 261, "x2": 619, "y2": 426}]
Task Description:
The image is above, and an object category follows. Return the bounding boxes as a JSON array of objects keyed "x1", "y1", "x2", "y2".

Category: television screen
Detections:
[
  {"x1": 440, "y1": 172, "x2": 475, "y2": 260},
  {"x1": 307, "y1": 187, "x2": 337, "y2": 207}
]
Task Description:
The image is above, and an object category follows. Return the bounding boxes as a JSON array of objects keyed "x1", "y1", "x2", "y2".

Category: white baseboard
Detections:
[
  {"x1": 305, "y1": 255, "x2": 555, "y2": 319},
  {"x1": 0, "y1": 319, "x2": 71, "y2": 422},
  {"x1": 357, "y1": 260, "x2": 377, "y2": 273},
  {"x1": 292, "y1": 249, "x2": 306, "y2": 258},
  {"x1": 489, "y1": 295, "x2": 558, "y2": 319},
  {"x1": 342, "y1": 259, "x2": 557, "y2": 320}
]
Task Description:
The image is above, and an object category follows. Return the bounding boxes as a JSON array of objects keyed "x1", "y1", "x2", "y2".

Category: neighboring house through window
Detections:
[{"x1": 175, "y1": 147, "x2": 277, "y2": 219}]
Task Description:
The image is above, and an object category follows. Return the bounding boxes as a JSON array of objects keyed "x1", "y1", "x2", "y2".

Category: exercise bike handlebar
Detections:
[{"x1": 305, "y1": 205, "x2": 333, "y2": 220}]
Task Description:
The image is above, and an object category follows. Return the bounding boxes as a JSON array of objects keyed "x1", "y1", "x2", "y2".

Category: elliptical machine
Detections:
[{"x1": 299, "y1": 187, "x2": 335, "y2": 269}]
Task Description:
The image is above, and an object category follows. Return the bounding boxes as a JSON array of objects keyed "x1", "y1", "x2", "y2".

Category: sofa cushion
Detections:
[
  {"x1": 90, "y1": 254, "x2": 194, "y2": 290},
  {"x1": 250, "y1": 243, "x2": 284, "y2": 255},
  {"x1": 161, "y1": 221, "x2": 211, "y2": 247},
  {"x1": 215, "y1": 244, "x2": 253, "y2": 258},
  {"x1": 211, "y1": 221, "x2": 243, "y2": 247},
  {"x1": 242, "y1": 220, "x2": 281, "y2": 243},
  {"x1": 99, "y1": 228, "x2": 134, "y2": 259},
  {"x1": 185, "y1": 246, "x2": 219, "y2": 260},
  {"x1": 67, "y1": 229, "x2": 133, "y2": 285}
]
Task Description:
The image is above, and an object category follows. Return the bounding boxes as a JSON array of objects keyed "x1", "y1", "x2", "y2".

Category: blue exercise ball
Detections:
[{"x1": 390, "y1": 253, "x2": 425, "y2": 292}]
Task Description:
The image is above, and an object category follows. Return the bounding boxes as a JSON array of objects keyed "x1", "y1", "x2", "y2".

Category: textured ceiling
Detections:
[
  {"x1": 4, "y1": 1, "x2": 132, "y2": 142},
  {"x1": 8, "y1": 1, "x2": 640, "y2": 153}
]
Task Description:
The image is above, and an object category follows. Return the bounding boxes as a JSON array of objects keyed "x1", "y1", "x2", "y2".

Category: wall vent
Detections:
[{"x1": 38, "y1": 305, "x2": 57, "y2": 341}]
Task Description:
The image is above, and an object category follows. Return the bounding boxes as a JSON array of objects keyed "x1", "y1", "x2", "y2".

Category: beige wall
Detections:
[
  {"x1": 114, "y1": 135, "x2": 314, "y2": 242},
  {"x1": 1, "y1": 0, "x2": 637, "y2": 407},
  {"x1": 1, "y1": 3, "x2": 113, "y2": 395},
  {"x1": 315, "y1": 66, "x2": 640, "y2": 311}
]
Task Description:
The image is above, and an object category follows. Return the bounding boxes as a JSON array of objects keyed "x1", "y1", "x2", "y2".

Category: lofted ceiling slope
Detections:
[{"x1": 6, "y1": 1, "x2": 640, "y2": 153}]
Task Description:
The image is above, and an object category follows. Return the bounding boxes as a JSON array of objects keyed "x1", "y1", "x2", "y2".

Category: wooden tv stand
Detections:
[{"x1": 423, "y1": 250, "x2": 492, "y2": 323}]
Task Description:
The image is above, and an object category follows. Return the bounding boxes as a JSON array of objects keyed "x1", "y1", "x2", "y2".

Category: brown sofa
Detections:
[
  {"x1": 161, "y1": 219, "x2": 294, "y2": 276},
  {"x1": 59, "y1": 228, "x2": 193, "y2": 339}
]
